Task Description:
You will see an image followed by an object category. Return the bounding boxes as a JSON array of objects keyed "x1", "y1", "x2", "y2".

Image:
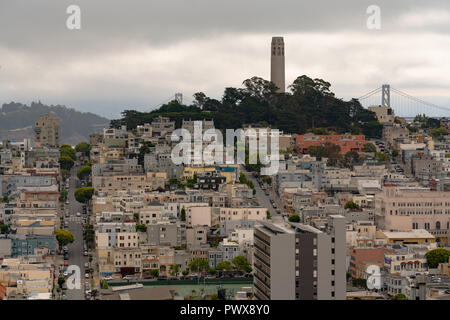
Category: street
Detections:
[
  {"x1": 240, "y1": 166, "x2": 280, "y2": 217},
  {"x1": 65, "y1": 164, "x2": 88, "y2": 300}
]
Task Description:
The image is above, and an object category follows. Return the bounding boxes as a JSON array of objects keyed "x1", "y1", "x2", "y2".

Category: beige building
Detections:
[
  {"x1": 368, "y1": 106, "x2": 394, "y2": 124},
  {"x1": 375, "y1": 186, "x2": 450, "y2": 244},
  {"x1": 34, "y1": 113, "x2": 61, "y2": 148},
  {"x1": 92, "y1": 172, "x2": 167, "y2": 194},
  {"x1": 0, "y1": 258, "x2": 53, "y2": 297},
  {"x1": 219, "y1": 207, "x2": 268, "y2": 223}
]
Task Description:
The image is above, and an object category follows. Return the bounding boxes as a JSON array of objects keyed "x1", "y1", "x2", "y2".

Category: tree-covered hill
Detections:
[
  {"x1": 111, "y1": 75, "x2": 382, "y2": 139},
  {"x1": 0, "y1": 101, "x2": 110, "y2": 145}
]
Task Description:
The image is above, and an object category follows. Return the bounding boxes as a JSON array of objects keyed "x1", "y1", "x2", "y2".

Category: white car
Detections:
[
  {"x1": 102, "y1": 276, "x2": 113, "y2": 281},
  {"x1": 63, "y1": 271, "x2": 69, "y2": 277},
  {"x1": 76, "y1": 212, "x2": 81, "y2": 217},
  {"x1": 85, "y1": 273, "x2": 90, "y2": 278},
  {"x1": 84, "y1": 262, "x2": 89, "y2": 268}
]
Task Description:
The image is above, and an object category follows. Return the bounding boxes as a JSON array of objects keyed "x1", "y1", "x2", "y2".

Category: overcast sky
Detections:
[{"x1": 1, "y1": 0, "x2": 450, "y2": 119}]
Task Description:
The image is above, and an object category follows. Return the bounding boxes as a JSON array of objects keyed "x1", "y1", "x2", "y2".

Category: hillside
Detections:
[
  {"x1": 0, "y1": 101, "x2": 110, "y2": 145},
  {"x1": 111, "y1": 75, "x2": 382, "y2": 139}
]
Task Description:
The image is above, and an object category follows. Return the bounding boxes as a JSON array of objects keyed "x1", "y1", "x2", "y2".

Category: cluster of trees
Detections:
[
  {"x1": 413, "y1": 114, "x2": 448, "y2": 141},
  {"x1": 74, "y1": 187, "x2": 94, "y2": 204},
  {"x1": 414, "y1": 114, "x2": 441, "y2": 129},
  {"x1": 59, "y1": 144, "x2": 76, "y2": 171},
  {"x1": 110, "y1": 75, "x2": 381, "y2": 139},
  {"x1": 216, "y1": 256, "x2": 252, "y2": 273},
  {"x1": 308, "y1": 143, "x2": 361, "y2": 168},
  {"x1": 425, "y1": 248, "x2": 450, "y2": 268},
  {"x1": 1, "y1": 196, "x2": 13, "y2": 203},
  {"x1": 84, "y1": 224, "x2": 95, "y2": 249}
]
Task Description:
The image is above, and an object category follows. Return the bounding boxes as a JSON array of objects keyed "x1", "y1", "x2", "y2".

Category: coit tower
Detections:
[{"x1": 271, "y1": 36, "x2": 285, "y2": 93}]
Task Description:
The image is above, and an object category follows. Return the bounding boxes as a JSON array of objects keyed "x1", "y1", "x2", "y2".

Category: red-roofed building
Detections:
[{"x1": 294, "y1": 133, "x2": 366, "y2": 154}]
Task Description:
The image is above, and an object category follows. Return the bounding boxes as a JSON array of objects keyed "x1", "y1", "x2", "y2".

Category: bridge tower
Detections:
[{"x1": 381, "y1": 84, "x2": 390, "y2": 107}]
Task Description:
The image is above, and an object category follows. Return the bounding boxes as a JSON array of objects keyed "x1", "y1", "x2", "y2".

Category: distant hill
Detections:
[{"x1": 0, "y1": 101, "x2": 110, "y2": 145}]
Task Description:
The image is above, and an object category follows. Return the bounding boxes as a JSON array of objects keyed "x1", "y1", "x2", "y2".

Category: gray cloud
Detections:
[{"x1": 1, "y1": 0, "x2": 450, "y2": 118}]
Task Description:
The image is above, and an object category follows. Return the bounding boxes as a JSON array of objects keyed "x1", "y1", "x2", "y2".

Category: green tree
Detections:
[
  {"x1": 344, "y1": 201, "x2": 361, "y2": 210},
  {"x1": 425, "y1": 248, "x2": 450, "y2": 268},
  {"x1": 60, "y1": 145, "x2": 76, "y2": 161},
  {"x1": 151, "y1": 269, "x2": 159, "y2": 277},
  {"x1": 392, "y1": 293, "x2": 407, "y2": 300},
  {"x1": 77, "y1": 165, "x2": 92, "y2": 180},
  {"x1": 216, "y1": 261, "x2": 232, "y2": 271},
  {"x1": 352, "y1": 278, "x2": 367, "y2": 288},
  {"x1": 431, "y1": 127, "x2": 448, "y2": 140},
  {"x1": 266, "y1": 210, "x2": 271, "y2": 219},
  {"x1": 232, "y1": 256, "x2": 252, "y2": 273},
  {"x1": 75, "y1": 142, "x2": 91, "y2": 155},
  {"x1": 101, "y1": 280, "x2": 109, "y2": 289},
  {"x1": 137, "y1": 141, "x2": 154, "y2": 166},
  {"x1": 180, "y1": 208, "x2": 186, "y2": 222},
  {"x1": 376, "y1": 152, "x2": 390, "y2": 163},
  {"x1": 169, "y1": 264, "x2": 179, "y2": 276},
  {"x1": 58, "y1": 277, "x2": 66, "y2": 288},
  {"x1": 392, "y1": 149, "x2": 399, "y2": 158},
  {"x1": 59, "y1": 189, "x2": 68, "y2": 202},
  {"x1": 136, "y1": 224, "x2": 147, "y2": 232},
  {"x1": 74, "y1": 187, "x2": 94, "y2": 203},
  {"x1": 56, "y1": 229, "x2": 74, "y2": 249},
  {"x1": 362, "y1": 143, "x2": 376, "y2": 153},
  {"x1": 288, "y1": 214, "x2": 300, "y2": 223},
  {"x1": 0, "y1": 224, "x2": 9, "y2": 234},
  {"x1": 189, "y1": 258, "x2": 209, "y2": 273},
  {"x1": 58, "y1": 155, "x2": 74, "y2": 171},
  {"x1": 343, "y1": 150, "x2": 360, "y2": 168}
]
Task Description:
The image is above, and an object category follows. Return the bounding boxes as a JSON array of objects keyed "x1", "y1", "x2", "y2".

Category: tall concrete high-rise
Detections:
[
  {"x1": 253, "y1": 215, "x2": 346, "y2": 300},
  {"x1": 270, "y1": 37, "x2": 285, "y2": 93}
]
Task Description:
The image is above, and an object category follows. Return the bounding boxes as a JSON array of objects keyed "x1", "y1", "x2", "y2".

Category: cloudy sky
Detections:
[{"x1": 1, "y1": 0, "x2": 450, "y2": 119}]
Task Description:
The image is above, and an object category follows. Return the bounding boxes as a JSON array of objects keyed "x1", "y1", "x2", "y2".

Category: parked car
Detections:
[
  {"x1": 76, "y1": 212, "x2": 81, "y2": 217},
  {"x1": 157, "y1": 275, "x2": 168, "y2": 281},
  {"x1": 85, "y1": 273, "x2": 90, "y2": 279},
  {"x1": 123, "y1": 275, "x2": 137, "y2": 280},
  {"x1": 102, "y1": 276, "x2": 113, "y2": 281}
]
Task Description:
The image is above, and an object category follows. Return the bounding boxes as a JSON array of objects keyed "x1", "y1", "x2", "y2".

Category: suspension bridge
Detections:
[{"x1": 357, "y1": 85, "x2": 450, "y2": 118}]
